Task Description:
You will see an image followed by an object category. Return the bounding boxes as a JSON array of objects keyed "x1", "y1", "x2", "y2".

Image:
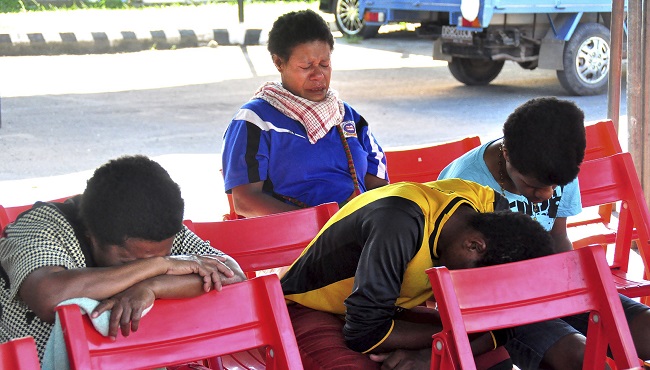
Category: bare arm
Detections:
[
  {"x1": 94, "y1": 273, "x2": 225, "y2": 338},
  {"x1": 150, "y1": 255, "x2": 244, "y2": 296},
  {"x1": 90, "y1": 256, "x2": 245, "y2": 339},
  {"x1": 218, "y1": 255, "x2": 247, "y2": 285},
  {"x1": 375, "y1": 319, "x2": 442, "y2": 351},
  {"x1": 19, "y1": 254, "x2": 239, "y2": 323},
  {"x1": 231, "y1": 182, "x2": 300, "y2": 217},
  {"x1": 550, "y1": 217, "x2": 573, "y2": 253},
  {"x1": 370, "y1": 307, "x2": 494, "y2": 355},
  {"x1": 364, "y1": 173, "x2": 389, "y2": 190},
  {"x1": 368, "y1": 308, "x2": 496, "y2": 369}
]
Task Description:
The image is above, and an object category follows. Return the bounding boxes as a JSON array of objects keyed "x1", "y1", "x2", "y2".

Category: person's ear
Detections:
[
  {"x1": 272, "y1": 54, "x2": 284, "y2": 72},
  {"x1": 464, "y1": 235, "x2": 487, "y2": 255},
  {"x1": 501, "y1": 144, "x2": 510, "y2": 163}
]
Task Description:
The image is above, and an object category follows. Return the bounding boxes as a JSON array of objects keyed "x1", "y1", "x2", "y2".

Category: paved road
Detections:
[
  {"x1": 0, "y1": 2, "x2": 324, "y2": 54},
  {"x1": 0, "y1": 29, "x2": 627, "y2": 219}
]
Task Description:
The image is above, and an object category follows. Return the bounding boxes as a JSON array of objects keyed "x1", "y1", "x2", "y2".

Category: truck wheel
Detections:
[
  {"x1": 335, "y1": 0, "x2": 380, "y2": 38},
  {"x1": 557, "y1": 23, "x2": 610, "y2": 96},
  {"x1": 448, "y1": 57, "x2": 505, "y2": 85}
]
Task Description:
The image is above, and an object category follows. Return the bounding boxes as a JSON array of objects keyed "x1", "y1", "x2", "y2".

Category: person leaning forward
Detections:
[
  {"x1": 439, "y1": 97, "x2": 650, "y2": 370},
  {"x1": 281, "y1": 178, "x2": 555, "y2": 370},
  {"x1": 0, "y1": 155, "x2": 246, "y2": 362}
]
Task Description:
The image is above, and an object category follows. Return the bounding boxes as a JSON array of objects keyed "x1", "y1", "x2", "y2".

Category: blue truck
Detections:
[{"x1": 319, "y1": 0, "x2": 626, "y2": 96}]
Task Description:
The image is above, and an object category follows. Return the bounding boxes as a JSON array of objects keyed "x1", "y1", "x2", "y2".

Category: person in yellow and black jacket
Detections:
[{"x1": 281, "y1": 178, "x2": 554, "y2": 370}]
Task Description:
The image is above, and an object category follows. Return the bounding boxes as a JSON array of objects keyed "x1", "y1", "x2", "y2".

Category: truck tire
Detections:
[
  {"x1": 447, "y1": 57, "x2": 505, "y2": 85},
  {"x1": 335, "y1": 0, "x2": 380, "y2": 38},
  {"x1": 557, "y1": 23, "x2": 610, "y2": 96}
]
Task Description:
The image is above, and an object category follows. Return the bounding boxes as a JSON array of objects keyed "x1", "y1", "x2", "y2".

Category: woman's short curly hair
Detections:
[
  {"x1": 268, "y1": 9, "x2": 334, "y2": 61},
  {"x1": 80, "y1": 155, "x2": 184, "y2": 247},
  {"x1": 503, "y1": 97, "x2": 586, "y2": 186},
  {"x1": 471, "y1": 210, "x2": 555, "y2": 267}
]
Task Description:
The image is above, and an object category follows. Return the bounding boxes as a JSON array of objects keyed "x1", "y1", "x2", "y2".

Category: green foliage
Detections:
[
  {"x1": 0, "y1": 0, "x2": 26, "y2": 12},
  {"x1": 0, "y1": 0, "x2": 129, "y2": 12}
]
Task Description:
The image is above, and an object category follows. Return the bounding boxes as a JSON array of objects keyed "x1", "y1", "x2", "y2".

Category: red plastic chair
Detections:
[
  {"x1": 583, "y1": 119, "x2": 623, "y2": 162},
  {"x1": 189, "y1": 202, "x2": 339, "y2": 278},
  {"x1": 57, "y1": 274, "x2": 303, "y2": 370},
  {"x1": 223, "y1": 192, "x2": 241, "y2": 221},
  {"x1": 427, "y1": 246, "x2": 639, "y2": 370},
  {"x1": 0, "y1": 336, "x2": 41, "y2": 370},
  {"x1": 385, "y1": 136, "x2": 481, "y2": 184},
  {"x1": 186, "y1": 202, "x2": 338, "y2": 369},
  {"x1": 568, "y1": 119, "x2": 623, "y2": 230},
  {"x1": 1, "y1": 196, "x2": 75, "y2": 231},
  {"x1": 569, "y1": 153, "x2": 650, "y2": 305}
]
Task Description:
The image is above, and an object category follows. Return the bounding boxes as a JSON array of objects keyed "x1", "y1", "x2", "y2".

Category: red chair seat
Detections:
[{"x1": 611, "y1": 269, "x2": 650, "y2": 298}]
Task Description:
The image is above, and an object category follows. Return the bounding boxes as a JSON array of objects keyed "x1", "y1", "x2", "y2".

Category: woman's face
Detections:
[{"x1": 273, "y1": 40, "x2": 332, "y2": 102}]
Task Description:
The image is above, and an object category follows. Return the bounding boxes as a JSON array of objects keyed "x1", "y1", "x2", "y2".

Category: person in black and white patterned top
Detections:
[{"x1": 0, "y1": 155, "x2": 246, "y2": 362}]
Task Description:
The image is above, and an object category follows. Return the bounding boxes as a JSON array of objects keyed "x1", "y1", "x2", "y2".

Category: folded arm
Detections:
[
  {"x1": 231, "y1": 181, "x2": 300, "y2": 217},
  {"x1": 364, "y1": 173, "x2": 388, "y2": 190},
  {"x1": 19, "y1": 254, "x2": 242, "y2": 324},
  {"x1": 368, "y1": 308, "x2": 499, "y2": 369},
  {"x1": 550, "y1": 217, "x2": 573, "y2": 253}
]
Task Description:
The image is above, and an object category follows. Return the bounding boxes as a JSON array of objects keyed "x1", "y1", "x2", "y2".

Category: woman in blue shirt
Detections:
[{"x1": 221, "y1": 10, "x2": 388, "y2": 217}]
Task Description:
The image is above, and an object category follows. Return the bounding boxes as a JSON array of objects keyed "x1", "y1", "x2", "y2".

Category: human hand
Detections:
[
  {"x1": 369, "y1": 348, "x2": 431, "y2": 370},
  {"x1": 91, "y1": 284, "x2": 155, "y2": 340},
  {"x1": 164, "y1": 255, "x2": 234, "y2": 292}
]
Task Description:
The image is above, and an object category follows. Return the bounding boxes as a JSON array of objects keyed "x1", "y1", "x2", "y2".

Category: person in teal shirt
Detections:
[{"x1": 439, "y1": 97, "x2": 650, "y2": 370}]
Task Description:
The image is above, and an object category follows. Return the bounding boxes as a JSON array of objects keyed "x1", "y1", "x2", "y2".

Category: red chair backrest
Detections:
[
  {"x1": 219, "y1": 167, "x2": 244, "y2": 221},
  {"x1": 576, "y1": 153, "x2": 650, "y2": 277},
  {"x1": 0, "y1": 206, "x2": 9, "y2": 232},
  {"x1": 385, "y1": 136, "x2": 481, "y2": 184},
  {"x1": 223, "y1": 192, "x2": 242, "y2": 221},
  {"x1": 583, "y1": 119, "x2": 623, "y2": 162},
  {"x1": 567, "y1": 119, "x2": 622, "y2": 229},
  {"x1": 427, "y1": 246, "x2": 639, "y2": 370},
  {"x1": 190, "y1": 202, "x2": 339, "y2": 275},
  {"x1": 574, "y1": 153, "x2": 650, "y2": 305},
  {"x1": 0, "y1": 336, "x2": 41, "y2": 370},
  {"x1": 57, "y1": 274, "x2": 303, "y2": 370},
  {"x1": 572, "y1": 119, "x2": 624, "y2": 227}
]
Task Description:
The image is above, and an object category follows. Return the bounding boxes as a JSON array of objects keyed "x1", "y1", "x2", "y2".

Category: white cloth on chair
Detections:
[{"x1": 42, "y1": 297, "x2": 152, "y2": 370}]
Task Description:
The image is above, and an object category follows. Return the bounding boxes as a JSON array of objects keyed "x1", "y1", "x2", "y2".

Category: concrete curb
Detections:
[{"x1": 0, "y1": 27, "x2": 265, "y2": 56}]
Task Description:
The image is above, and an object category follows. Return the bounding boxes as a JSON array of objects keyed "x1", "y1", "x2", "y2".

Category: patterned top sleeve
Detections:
[
  {"x1": 0, "y1": 205, "x2": 87, "y2": 301},
  {"x1": 171, "y1": 225, "x2": 227, "y2": 257}
]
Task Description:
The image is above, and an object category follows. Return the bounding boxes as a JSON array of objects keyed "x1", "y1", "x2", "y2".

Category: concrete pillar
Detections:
[{"x1": 626, "y1": 0, "x2": 650, "y2": 206}]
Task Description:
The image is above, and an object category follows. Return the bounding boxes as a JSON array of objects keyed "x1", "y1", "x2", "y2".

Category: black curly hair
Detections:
[
  {"x1": 80, "y1": 155, "x2": 184, "y2": 248},
  {"x1": 470, "y1": 210, "x2": 555, "y2": 267},
  {"x1": 267, "y1": 9, "x2": 334, "y2": 61},
  {"x1": 503, "y1": 97, "x2": 586, "y2": 186}
]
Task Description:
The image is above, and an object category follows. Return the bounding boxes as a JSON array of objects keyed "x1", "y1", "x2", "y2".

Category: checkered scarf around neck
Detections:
[{"x1": 253, "y1": 81, "x2": 345, "y2": 144}]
